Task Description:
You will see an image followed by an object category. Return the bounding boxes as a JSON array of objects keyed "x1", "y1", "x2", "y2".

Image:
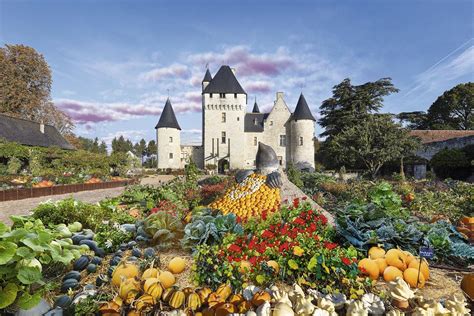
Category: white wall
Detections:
[
  {"x1": 157, "y1": 128, "x2": 181, "y2": 169},
  {"x1": 289, "y1": 119, "x2": 315, "y2": 170}
]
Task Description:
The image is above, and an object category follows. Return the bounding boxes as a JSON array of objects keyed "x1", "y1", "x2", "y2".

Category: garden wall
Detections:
[{"x1": 0, "y1": 179, "x2": 138, "y2": 202}]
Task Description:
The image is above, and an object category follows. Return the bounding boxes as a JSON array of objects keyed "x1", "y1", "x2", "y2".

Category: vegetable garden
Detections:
[{"x1": 0, "y1": 169, "x2": 473, "y2": 315}]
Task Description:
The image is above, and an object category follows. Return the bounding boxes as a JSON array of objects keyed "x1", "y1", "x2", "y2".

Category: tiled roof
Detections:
[
  {"x1": 203, "y1": 65, "x2": 246, "y2": 94},
  {"x1": 410, "y1": 130, "x2": 474, "y2": 144},
  {"x1": 0, "y1": 113, "x2": 74, "y2": 149},
  {"x1": 155, "y1": 99, "x2": 181, "y2": 130},
  {"x1": 291, "y1": 93, "x2": 315, "y2": 121},
  {"x1": 244, "y1": 113, "x2": 269, "y2": 133}
]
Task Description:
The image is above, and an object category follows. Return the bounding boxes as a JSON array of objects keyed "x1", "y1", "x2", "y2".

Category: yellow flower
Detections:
[{"x1": 293, "y1": 246, "x2": 304, "y2": 256}]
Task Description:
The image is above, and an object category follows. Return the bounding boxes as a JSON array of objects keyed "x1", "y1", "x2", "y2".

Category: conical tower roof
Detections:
[
  {"x1": 155, "y1": 99, "x2": 181, "y2": 130},
  {"x1": 202, "y1": 69, "x2": 212, "y2": 82},
  {"x1": 203, "y1": 65, "x2": 246, "y2": 94},
  {"x1": 292, "y1": 93, "x2": 315, "y2": 121},
  {"x1": 252, "y1": 100, "x2": 260, "y2": 113}
]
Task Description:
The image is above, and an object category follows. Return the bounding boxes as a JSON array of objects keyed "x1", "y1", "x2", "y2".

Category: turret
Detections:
[
  {"x1": 288, "y1": 93, "x2": 315, "y2": 170},
  {"x1": 252, "y1": 99, "x2": 260, "y2": 113},
  {"x1": 155, "y1": 98, "x2": 182, "y2": 170},
  {"x1": 202, "y1": 69, "x2": 212, "y2": 92}
]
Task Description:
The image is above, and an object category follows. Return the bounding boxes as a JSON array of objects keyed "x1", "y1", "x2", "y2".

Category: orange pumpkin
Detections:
[
  {"x1": 228, "y1": 294, "x2": 245, "y2": 305},
  {"x1": 237, "y1": 300, "x2": 252, "y2": 313},
  {"x1": 267, "y1": 260, "x2": 280, "y2": 273},
  {"x1": 112, "y1": 262, "x2": 140, "y2": 287},
  {"x1": 383, "y1": 266, "x2": 403, "y2": 282},
  {"x1": 168, "y1": 257, "x2": 186, "y2": 274},
  {"x1": 408, "y1": 258, "x2": 430, "y2": 280},
  {"x1": 238, "y1": 260, "x2": 252, "y2": 274},
  {"x1": 403, "y1": 251, "x2": 415, "y2": 265},
  {"x1": 251, "y1": 291, "x2": 271, "y2": 306},
  {"x1": 461, "y1": 274, "x2": 474, "y2": 300},
  {"x1": 158, "y1": 271, "x2": 175, "y2": 289},
  {"x1": 374, "y1": 258, "x2": 387, "y2": 275},
  {"x1": 215, "y1": 284, "x2": 232, "y2": 301},
  {"x1": 215, "y1": 303, "x2": 236, "y2": 316},
  {"x1": 403, "y1": 268, "x2": 425, "y2": 288},
  {"x1": 368, "y1": 246, "x2": 386, "y2": 260},
  {"x1": 385, "y1": 249, "x2": 407, "y2": 271},
  {"x1": 358, "y1": 258, "x2": 379, "y2": 280},
  {"x1": 142, "y1": 267, "x2": 159, "y2": 279}
]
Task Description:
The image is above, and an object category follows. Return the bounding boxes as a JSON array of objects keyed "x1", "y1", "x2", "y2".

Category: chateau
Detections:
[{"x1": 155, "y1": 65, "x2": 316, "y2": 172}]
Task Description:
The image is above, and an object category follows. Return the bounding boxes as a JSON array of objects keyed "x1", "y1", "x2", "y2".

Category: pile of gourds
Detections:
[
  {"x1": 358, "y1": 246, "x2": 430, "y2": 288},
  {"x1": 209, "y1": 173, "x2": 280, "y2": 220}
]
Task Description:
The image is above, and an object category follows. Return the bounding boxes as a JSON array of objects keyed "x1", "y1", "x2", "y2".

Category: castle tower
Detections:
[
  {"x1": 155, "y1": 98, "x2": 182, "y2": 170},
  {"x1": 288, "y1": 93, "x2": 315, "y2": 170},
  {"x1": 202, "y1": 65, "x2": 247, "y2": 171}
]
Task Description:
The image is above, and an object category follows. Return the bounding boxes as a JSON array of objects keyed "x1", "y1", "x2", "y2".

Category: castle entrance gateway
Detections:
[{"x1": 218, "y1": 158, "x2": 229, "y2": 174}]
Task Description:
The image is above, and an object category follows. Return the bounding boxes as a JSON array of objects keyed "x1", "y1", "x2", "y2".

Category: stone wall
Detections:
[
  {"x1": 414, "y1": 135, "x2": 474, "y2": 160},
  {"x1": 157, "y1": 127, "x2": 181, "y2": 169}
]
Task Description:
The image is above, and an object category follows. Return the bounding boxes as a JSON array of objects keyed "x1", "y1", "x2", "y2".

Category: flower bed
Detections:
[{"x1": 0, "y1": 174, "x2": 472, "y2": 315}]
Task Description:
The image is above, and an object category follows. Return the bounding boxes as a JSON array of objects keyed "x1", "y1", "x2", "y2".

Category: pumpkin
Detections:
[
  {"x1": 460, "y1": 274, "x2": 474, "y2": 300},
  {"x1": 385, "y1": 249, "x2": 407, "y2": 271},
  {"x1": 162, "y1": 287, "x2": 176, "y2": 303},
  {"x1": 228, "y1": 294, "x2": 245, "y2": 305},
  {"x1": 368, "y1": 246, "x2": 385, "y2": 260},
  {"x1": 215, "y1": 284, "x2": 232, "y2": 300},
  {"x1": 403, "y1": 268, "x2": 425, "y2": 288},
  {"x1": 169, "y1": 290, "x2": 186, "y2": 309},
  {"x1": 142, "y1": 267, "x2": 160, "y2": 279},
  {"x1": 208, "y1": 292, "x2": 225, "y2": 308},
  {"x1": 168, "y1": 257, "x2": 187, "y2": 274},
  {"x1": 187, "y1": 292, "x2": 202, "y2": 311},
  {"x1": 267, "y1": 260, "x2": 280, "y2": 273},
  {"x1": 358, "y1": 258, "x2": 379, "y2": 280},
  {"x1": 239, "y1": 260, "x2": 252, "y2": 274},
  {"x1": 119, "y1": 278, "x2": 140, "y2": 304},
  {"x1": 403, "y1": 251, "x2": 415, "y2": 265},
  {"x1": 215, "y1": 303, "x2": 236, "y2": 316},
  {"x1": 237, "y1": 300, "x2": 252, "y2": 313},
  {"x1": 158, "y1": 271, "x2": 176, "y2": 288},
  {"x1": 143, "y1": 278, "x2": 163, "y2": 299},
  {"x1": 134, "y1": 294, "x2": 155, "y2": 312},
  {"x1": 251, "y1": 291, "x2": 271, "y2": 307},
  {"x1": 201, "y1": 308, "x2": 215, "y2": 316},
  {"x1": 112, "y1": 262, "x2": 139, "y2": 287},
  {"x1": 197, "y1": 287, "x2": 212, "y2": 303},
  {"x1": 374, "y1": 258, "x2": 387, "y2": 275},
  {"x1": 273, "y1": 302, "x2": 295, "y2": 316},
  {"x1": 99, "y1": 301, "x2": 121, "y2": 314},
  {"x1": 408, "y1": 259, "x2": 430, "y2": 281},
  {"x1": 383, "y1": 266, "x2": 403, "y2": 282}
]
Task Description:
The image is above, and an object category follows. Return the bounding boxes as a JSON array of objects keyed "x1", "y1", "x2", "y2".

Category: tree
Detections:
[
  {"x1": 99, "y1": 141, "x2": 107, "y2": 154},
  {"x1": 319, "y1": 78, "x2": 399, "y2": 138},
  {"x1": 431, "y1": 148, "x2": 470, "y2": 180},
  {"x1": 147, "y1": 140, "x2": 157, "y2": 156},
  {"x1": 397, "y1": 111, "x2": 429, "y2": 129},
  {"x1": 329, "y1": 115, "x2": 419, "y2": 178},
  {"x1": 426, "y1": 82, "x2": 473, "y2": 130},
  {"x1": 0, "y1": 44, "x2": 74, "y2": 135},
  {"x1": 112, "y1": 135, "x2": 133, "y2": 154}
]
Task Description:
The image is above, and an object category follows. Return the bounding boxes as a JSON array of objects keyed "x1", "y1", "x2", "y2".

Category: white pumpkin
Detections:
[
  {"x1": 361, "y1": 293, "x2": 385, "y2": 316},
  {"x1": 245, "y1": 312, "x2": 257, "y2": 316},
  {"x1": 273, "y1": 302, "x2": 294, "y2": 316},
  {"x1": 312, "y1": 309, "x2": 331, "y2": 316},
  {"x1": 346, "y1": 300, "x2": 368, "y2": 316},
  {"x1": 256, "y1": 301, "x2": 271, "y2": 316}
]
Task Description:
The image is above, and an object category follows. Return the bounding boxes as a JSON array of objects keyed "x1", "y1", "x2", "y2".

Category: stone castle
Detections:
[{"x1": 155, "y1": 65, "x2": 315, "y2": 172}]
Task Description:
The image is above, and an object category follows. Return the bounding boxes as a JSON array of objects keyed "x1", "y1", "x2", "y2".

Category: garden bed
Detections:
[{"x1": 0, "y1": 178, "x2": 139, "y2": 202}]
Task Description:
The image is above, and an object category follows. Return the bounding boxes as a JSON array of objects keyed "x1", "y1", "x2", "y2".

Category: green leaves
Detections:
[
  {"x1": 0, "y1": 283, "x2": 19, "y2": 309},
  {"x1": 0, "y1": 241, "x2": 17, "y2": 264},
  {"x1": 16, "y1": 291, "x2": 42, "y2": 310},
  {"x1": 288, "y1": 259, "x2": 299, "y2": 270},
  {"x1": 17, "y1": 266, "x2": 42, "y2": 285}
]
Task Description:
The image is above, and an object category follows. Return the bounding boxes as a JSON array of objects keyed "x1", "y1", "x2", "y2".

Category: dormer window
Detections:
[{"x1": 254, "y1": 118, "x2": 258, "y2": 125}]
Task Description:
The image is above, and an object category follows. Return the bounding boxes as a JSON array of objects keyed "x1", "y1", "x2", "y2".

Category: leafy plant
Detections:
[
  {"x1": 182, "y1": 209, "x2": 243, "y2": 250},
  {"x1": 7, "y1": 157, "x2": 22, "y2": 175},
  {"x1": 142, "y1": 211, "x2": 184, "y2": 249},
  {"x1": 0, "y1": 217, "x2": 86, "y2": 310},
  {"x1": 94, "y1": 224, "x2": 133, "y2": 252}
]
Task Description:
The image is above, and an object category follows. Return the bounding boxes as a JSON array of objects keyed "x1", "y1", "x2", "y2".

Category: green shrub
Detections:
[
  {"x1": 286, "y1": 163, "x2": 303, "y2": 188},
  {"x1": 431, "y1": 148, "x2": 470, "y2": 180},
  {"x1": 7, "y1": 157, "x2": 22, "y2": 175}
]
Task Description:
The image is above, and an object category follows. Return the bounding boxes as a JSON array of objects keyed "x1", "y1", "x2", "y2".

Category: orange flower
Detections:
[{"x1": 293, "y1": 246, "x2": 304, "y2": 256}]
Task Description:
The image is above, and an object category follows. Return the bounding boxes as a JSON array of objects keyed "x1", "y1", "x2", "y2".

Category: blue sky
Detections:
[{"x1": 1, "y1": 0, "x2": 473, "y2": 146}]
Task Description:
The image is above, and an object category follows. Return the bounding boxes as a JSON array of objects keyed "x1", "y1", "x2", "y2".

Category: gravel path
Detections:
[{"x1": 0, "y1": 175, "x2": 175, "y2": 225}]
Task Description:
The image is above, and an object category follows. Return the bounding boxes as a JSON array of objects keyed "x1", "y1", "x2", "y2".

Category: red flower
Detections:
[
  {"x1": 313, "y1": 234, "x2": 320, "y2": 241},
  {"x1": 293, "y1": 198, "x2": 300, "y2": 208},
  {"x1": 262, "y1": 230, "x2": 275, "y2": 239},
  {"x1": 307, "y1": 223, "x2": 317, "y2": 233},
  {"x1": 248, "y1": 238, "x2": 257, "y2": 250},
  {"x1": 324, "y1": 242, "x2": 338, "y2": 250},
  {"x1": 249, "y1": 256, "x2": 258, "y2": 265},
  {"x1": 228, "y1": 244, "x2": 242, "y2": 252},
  {"x1": 262, "y1": 210, "x2": 268, "y2": 221},
  {"x1": 279, "y1": 242, "x2": 290, "y2": 252},
  {"x1": 236, "y1": 216, "x2": 242, "y2": 224},
  {"x1": 293, "y1": 217, "x2": 305, "y2": 225},
  {"x1": 341, "y1": 257, "x2": 351, "y2": 265}
]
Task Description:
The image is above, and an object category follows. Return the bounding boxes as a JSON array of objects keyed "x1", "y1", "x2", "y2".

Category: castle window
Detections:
[
  {"x1": 299, "y1": 137, "x2": 304, "y2": 146},
  {"x1": 237, "y1": 117, "x2": 240, "y2": 121},
  {"x1": 270, "y1": 121, "x2": 274, "y2": 126},
  {"x1": 210, "y1": 93, "x2": 213, "y2": 98},
  {"x1": 254, "y1": 118, "x2": 258, "y2": 125},
  {"x1": 221, "y1": 132, "x2": 226, "y2": 144},
  {"x1": 222, "y1": 112, "x2": 226, "y2": 123},
  {"x1": 279, "y1": 135, "x2": 286, "y2": 147},
  {"x1": 220, "y1": 93, "x2": 225, "y2": 98},
  {"x1": 169, "y1": 153, "x2": 173, "y2": 159},
  {"x1": 253, "y1": 137, "x2": 257, "y2": 146},
  {"x1": 234, "y1": 93, "x2": 237, "y2": 98},
  {"x1": 169, "y1": 137, "x2": 173, "y2": 143}
]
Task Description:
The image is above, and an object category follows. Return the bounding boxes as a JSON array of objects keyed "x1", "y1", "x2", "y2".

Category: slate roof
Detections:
[
  {"x1": 410, "y1": 130, "x2": 474, "y2": 144},
  {"x1": 291, "y1": 93, "x2": 315, "y2": 121},
  {"x1": 203, "y1": 65, "x2": 246, "y2": 95},
  {"x1": 0, "y1": 114, "x2": 74, "y2": 149},
  {"x1": 244, "y1": 113, "x2": 269, "y2": 133},
  {"x1": 252, "y1": 101, "x2": 260, "y2": 113},
  {"x1": 202, "y1": 69, "x2": 212, "y2": 82},
  {"x1": 155, "y1": 99, "x2": 181, "y2": 130}
]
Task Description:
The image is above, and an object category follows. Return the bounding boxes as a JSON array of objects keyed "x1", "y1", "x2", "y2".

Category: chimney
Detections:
[
  {"x1": 231, "y1": 68, "x2": 236, "y2": 75},
  {"x1": 40, "y1": 121, "x2": 44, "y2": 134},
  {"x1": 276, "y1": 92, "x2": 284, "y2": 99}
]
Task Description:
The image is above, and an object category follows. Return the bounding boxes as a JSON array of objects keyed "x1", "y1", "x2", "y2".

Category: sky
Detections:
[{"x1": 1, "y1": 0, "x2": 473, "y2": 146}]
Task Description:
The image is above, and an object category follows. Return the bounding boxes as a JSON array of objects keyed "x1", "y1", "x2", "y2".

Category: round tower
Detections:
[
  {"x1": 155, "y1": 98, "x2": 182, "y2": 170},
  {"x1": 289, "y1": 93, "x2": 315, "y2": 170}
]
